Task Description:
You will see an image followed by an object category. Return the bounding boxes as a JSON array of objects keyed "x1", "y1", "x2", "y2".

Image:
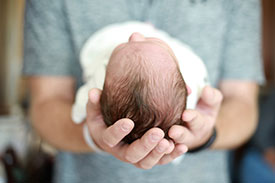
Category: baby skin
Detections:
[{"x1": 100, "y1": 33, "x2": 187, "y2": 143}]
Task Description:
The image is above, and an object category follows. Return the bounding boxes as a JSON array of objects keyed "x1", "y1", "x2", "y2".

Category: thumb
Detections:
[
  {"x1": 198, "y1": 86, "x2": 223, "y2": 107},
  {"x1": 86, "y1": 88, "x2": 102, "y2": 120},
  {"x1": 196, "y1": 86, "x2": 223, "y2": 116},
  {"x1": 89, "y1": 88, "x2": 102, "y2": 106}
]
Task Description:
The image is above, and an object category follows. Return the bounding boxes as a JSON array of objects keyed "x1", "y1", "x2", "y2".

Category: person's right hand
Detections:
[{"x1": 85, "y1": 88, "x2": 186, "y2": 169}]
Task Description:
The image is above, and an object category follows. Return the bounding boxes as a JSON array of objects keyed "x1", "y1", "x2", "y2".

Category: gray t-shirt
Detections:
[{"x1": 23, "y1": 0, "x2": 264, "y2": 183}]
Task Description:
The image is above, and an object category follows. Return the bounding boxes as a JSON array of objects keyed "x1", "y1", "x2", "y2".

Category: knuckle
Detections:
[
  {"x1": 142, "y1": 144, "x2": 151, "y2": 152},
  {"x1": 141, "y1": 139, "x2": 153, "y2": 152}
]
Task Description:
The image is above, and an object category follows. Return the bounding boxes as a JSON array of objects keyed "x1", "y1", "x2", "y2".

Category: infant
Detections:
[
  {"x1": 72, "y1": 22, "x2": 208, "y2": 144},
  {"x1": 100, "y1": 34, "x2": 187, "y2": 143}
]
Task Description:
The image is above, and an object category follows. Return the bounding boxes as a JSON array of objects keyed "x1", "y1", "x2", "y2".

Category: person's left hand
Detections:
[
  {"x1": 158, "y1": 86, "x2": 223, "y2": 165},
  {"x1": 86, "y1": 88, "x2": 185, "y2": 169}
]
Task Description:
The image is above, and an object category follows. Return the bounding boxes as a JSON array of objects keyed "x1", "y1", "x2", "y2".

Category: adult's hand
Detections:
[
  {"x1": 85, "y1": 88, "x2": 186, "y2": 169},
  {"x1": 165, "y1": 86, "x2": 223, "y2": 158}
]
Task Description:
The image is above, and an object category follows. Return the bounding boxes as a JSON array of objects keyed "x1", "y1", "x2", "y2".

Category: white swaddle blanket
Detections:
[{"x1": 72, "y1": 21, "x2": 209, "y2": 125}]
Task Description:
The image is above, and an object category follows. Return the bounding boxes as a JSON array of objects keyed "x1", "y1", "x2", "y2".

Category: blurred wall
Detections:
[
  {"x1": 0, "y1": 0, "x2": 25, "y2": 115},
  {"x1": 0, "y1": 0, "x2": 9, "y2": 114},
  {"x1": 262, "y1": 0, "x2": 275, "y2": 86}
]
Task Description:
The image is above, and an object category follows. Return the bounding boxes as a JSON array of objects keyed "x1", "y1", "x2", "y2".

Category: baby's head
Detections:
[{"x1": 100, "y1": 33, "x2": 187, "y2": 143}]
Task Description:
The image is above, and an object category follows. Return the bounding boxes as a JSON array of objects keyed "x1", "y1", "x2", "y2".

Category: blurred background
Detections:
[{"x1": 0, "y1": 0, "x2": 274, "y2": 183}]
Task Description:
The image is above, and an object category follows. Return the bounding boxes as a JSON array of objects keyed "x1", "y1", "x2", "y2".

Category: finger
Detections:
[
  {"x1": 199, "y1": 86, "x2": 223, "y2": 109},
  {"x1": 86, "y1": 88, "x2": 102, "y2": 120},
  {"x1": 89, "y1": 88, "x2": 102, "y2": 104},
  {"x1": 186, "y1": 84, "x2": 192, "y2": 96},
  {"x1": 158, "y1": 144, "x2": 188, "y2": 165},
  {"x1": 136, "y1": 139, "x2": 170, "y2": 169},
  {"x1": 102, "y1": 118, "x2": 134, "y2": 147},
  {"x1": 168, "y1": 125, "x2": 194, "y2": 144},
  {"x1": 86, "y1": 89, "x2": 106, "y2": 144},
  {"x1": 165, "y1": 140, "x2": 175, "y2": 154},
  {"x1": 182, "y1": 109, "x2": 205, "y2": 131},
  {"x1": 125, "y1": 128, "x2": 164, "y2": 163}
]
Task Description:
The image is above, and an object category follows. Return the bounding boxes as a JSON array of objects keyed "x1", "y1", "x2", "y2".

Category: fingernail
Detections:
[
  {"x1": 121, "y1": 122, "x2": 131, "y2": 132},
  {"x1": 150, "y1": 134, "x2": 161, "y2": 142}
]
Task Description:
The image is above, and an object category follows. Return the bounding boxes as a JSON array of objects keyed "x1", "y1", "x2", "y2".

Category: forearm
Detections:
[
  {"x1": 30, "y1": 97, "x2": 92, "y2": 153},
  {"x1": 212, "y1": 96, "x2": 258, "y2": 149}
]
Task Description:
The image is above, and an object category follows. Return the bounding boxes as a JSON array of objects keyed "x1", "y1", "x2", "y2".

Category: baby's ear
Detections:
[{"x1": 186, "y1": 85, "x2": 192, "y2": 96}]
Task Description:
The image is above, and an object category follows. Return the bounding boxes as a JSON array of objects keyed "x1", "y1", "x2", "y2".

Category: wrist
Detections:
[
  {"x1": 83, "y1": 123, "x2": 105, "y2": 153},
  {"x1": 188, "y1": 127, "x2": 217, "y2": 153}
]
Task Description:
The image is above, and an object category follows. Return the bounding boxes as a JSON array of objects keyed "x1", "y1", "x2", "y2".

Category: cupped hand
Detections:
[
  {"x1": 168, "y1": 86, "x2": 223, "y2": 153},
  {"x1": 85, "y1": 88, "x2": 186, "y2": 169}
]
